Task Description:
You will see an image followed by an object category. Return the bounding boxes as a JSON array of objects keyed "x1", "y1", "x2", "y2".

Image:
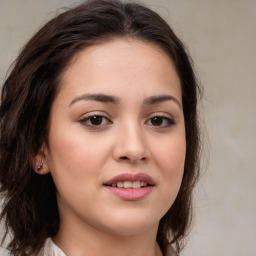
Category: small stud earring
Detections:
[{"x1": 37, "y1": 163, "x2": 43, "y2": 171}]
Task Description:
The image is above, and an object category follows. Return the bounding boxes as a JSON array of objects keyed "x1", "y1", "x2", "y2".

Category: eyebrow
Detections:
[
  {"x1": 143, "y1": 95, "x2": 181, "y2": 108},
  {"x1": 69, "y1": 93, "x2": 120, "y2": 106},
  {"x1": 69, "y1": 93, "x2": 181, "y2": 108}
]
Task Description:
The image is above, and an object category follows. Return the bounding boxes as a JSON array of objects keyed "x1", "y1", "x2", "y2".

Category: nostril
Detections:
[
  {"x1": 120, "y1": 156, "x2": 129, "y2": 160},
  {"x1": 119, "y1": 156, "x2": 148, "y2": 162}
]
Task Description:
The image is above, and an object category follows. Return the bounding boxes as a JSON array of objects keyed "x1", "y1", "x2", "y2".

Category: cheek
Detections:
[
  {"x1": 45, "y1": 129, "x2": 113, "y2": 210},
  {"x1": 152, "y1": 133, "x2": 186, "y2": 206},
  {"x1": 45, "y1": 126, "x2": 114, "y2": 190},
  {"x1": 155, "y1": 132, "x2": 186, "y2": 174}
]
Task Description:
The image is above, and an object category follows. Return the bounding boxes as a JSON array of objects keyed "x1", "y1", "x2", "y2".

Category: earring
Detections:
[{"x1": 37, "y1": 163, "x2": 43, "y2": 171}]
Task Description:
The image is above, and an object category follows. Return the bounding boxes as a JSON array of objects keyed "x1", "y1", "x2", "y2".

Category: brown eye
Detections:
[
  {"x1": 151, "y1": 117, "x2": 163, "y2": 126},
  {"x1": 146, "y1": 116, "x2": 176, "y2": 128},
  {"x1": 90, "y1": 116, "x2": 103, "y2": 125},
  {"x1": 80, "y1": 115, "x2": 111, "y2": 127}
]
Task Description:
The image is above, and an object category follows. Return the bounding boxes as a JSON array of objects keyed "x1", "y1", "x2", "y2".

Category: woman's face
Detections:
[{"x1": 42, "y1": 38, "x2": 186, "y2": 236}]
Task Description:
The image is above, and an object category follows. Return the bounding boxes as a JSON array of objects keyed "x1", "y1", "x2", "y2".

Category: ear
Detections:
[{"x1": 31, "y1": 146, "x2": 50, "y2": 175}]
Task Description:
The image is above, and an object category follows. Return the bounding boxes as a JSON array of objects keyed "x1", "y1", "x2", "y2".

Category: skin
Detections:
[{"x1": 35, "y1": 38, "x2": 186, "y2": 256}]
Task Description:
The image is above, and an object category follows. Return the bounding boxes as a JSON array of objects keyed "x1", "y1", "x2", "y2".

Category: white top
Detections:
[
  {"x1": 36, "y1": 237, "x2": 176, "y2": 256},
  {"x1": 35, "y1": 238, "x2": 66, "y2": 256}
]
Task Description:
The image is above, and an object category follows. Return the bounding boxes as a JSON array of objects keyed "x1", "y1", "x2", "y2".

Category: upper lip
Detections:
[{"x1": 104, "y1": 173, "x2": 155, "y2": 186}]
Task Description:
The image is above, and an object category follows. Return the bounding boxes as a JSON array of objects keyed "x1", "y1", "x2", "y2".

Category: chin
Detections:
[{"x1": 98, "y1": 212, "x2": 160, "y2": 236}]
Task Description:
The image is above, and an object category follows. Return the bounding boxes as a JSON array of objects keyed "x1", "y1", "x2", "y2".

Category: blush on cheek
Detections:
[
  {"x1": 155, "y1": 138, "x2": 185, "y2": 191},
  {"x1": 59, "y1": 141, "x2": 109, "y2": 179}
]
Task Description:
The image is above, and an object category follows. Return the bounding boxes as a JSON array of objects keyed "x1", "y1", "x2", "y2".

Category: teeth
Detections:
[
  {"x1": 117, "y1": 182, "x2": 124, "y2": 188},
  {"x1": 113, "y1": 181, "x2": 148, "y2": 189},
  {"x1": 132, "y1": 181, "x2": 141, "y2": 189},
  {"x1": 124, "y1": 181, "x2": 132, "y2": 188}
]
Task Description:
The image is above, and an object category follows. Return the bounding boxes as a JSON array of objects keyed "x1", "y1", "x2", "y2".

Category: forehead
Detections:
[{"x1": 57, "y1": 38, "x2": 181, "y2": 103}]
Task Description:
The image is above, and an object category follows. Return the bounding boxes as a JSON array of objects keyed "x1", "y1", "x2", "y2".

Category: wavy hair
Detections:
[{"x1": 0, "y1": 0, "x2": 201, "y2": 255}]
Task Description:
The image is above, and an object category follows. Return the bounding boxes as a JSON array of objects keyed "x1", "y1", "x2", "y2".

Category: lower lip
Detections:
[{"x1": 104, "y1": 186, "x2": 154, "y2": 201}]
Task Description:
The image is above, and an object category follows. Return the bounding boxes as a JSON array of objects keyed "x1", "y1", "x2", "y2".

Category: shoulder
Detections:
[{"x1": 33, "y1": 238, "x2": 66, "y2": 256}]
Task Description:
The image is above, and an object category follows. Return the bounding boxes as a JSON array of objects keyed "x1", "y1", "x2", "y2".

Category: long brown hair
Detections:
[{"x1": 0, "y1": 0, "x2": 201, "y2": 255}]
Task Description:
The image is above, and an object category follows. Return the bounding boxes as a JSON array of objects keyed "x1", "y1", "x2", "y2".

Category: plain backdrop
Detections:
[{"x1": 0, "y1": 1, "x2": 255, "y2": 255}]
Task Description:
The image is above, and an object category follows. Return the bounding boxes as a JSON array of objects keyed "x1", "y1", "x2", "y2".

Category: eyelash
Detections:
[
  {"x1": 79, "y1": 113, "x2": 176, "y2": 129},
  {"x1": 145, "y1": 115, "x2": 176, "y2": 128},
  {"x1": 79, "y1": 114, "x2": 112, "y2": 128}
]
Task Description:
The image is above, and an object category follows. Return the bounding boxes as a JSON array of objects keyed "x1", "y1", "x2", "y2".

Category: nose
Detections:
[{"x1": 112, "y1": 122, "x2": 151, "y2": 164}]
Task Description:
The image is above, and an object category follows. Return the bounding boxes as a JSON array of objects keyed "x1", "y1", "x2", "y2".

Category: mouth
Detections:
[
  {"x1": 105, "y1": 180, "x2": 150, "y2": 189},
  {"x1": 104, "y1": 172, "x2": 155, "y2": 187},
  {"x1": 103, "y1": 173, "x2": 155, "y2": 200}
]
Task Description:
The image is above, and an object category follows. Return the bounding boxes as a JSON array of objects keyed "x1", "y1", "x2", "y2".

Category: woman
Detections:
[{"x1": 0, "y1": 0, "x2": 201, "y2": 255}]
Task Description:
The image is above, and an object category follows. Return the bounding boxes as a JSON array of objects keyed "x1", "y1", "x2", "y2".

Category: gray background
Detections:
[{"x1": 0, "y1": 1, "x2": 255, "y2": 255}]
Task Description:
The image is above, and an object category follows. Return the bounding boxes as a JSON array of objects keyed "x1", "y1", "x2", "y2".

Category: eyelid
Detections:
[
  {"x1": 79, "y1": 111, "x2": 111, "y2": 119},
  {"x1": 146, "y1": 112, "x2": 174, "y2": 120}
]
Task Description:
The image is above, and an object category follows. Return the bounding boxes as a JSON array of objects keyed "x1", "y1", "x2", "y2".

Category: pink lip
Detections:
[{"x1": 104, "y1": 173, "x2": 155, "y2": 201}]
